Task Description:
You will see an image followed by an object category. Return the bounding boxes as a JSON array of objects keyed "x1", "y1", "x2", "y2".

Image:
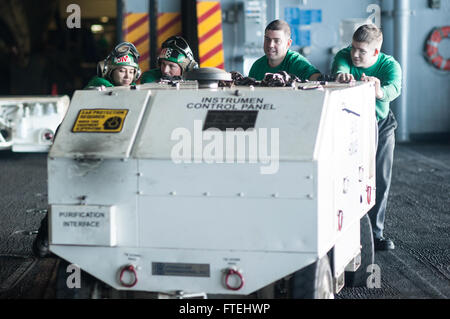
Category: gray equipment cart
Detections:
[{"x1": 48, "y1": 74, "x2": 376, "y2": 298}]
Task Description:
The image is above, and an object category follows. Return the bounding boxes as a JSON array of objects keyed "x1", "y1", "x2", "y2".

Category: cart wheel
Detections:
[
  {"x1": 289, "y1": 255, "x2": 334, "y2": 299},
  {"x1": 0, "y1": 129, "x2": 10, "y2": 140},
  {"x1": 55, "y1": 259, "x2": 102, "y2": 299},
  {"x1": 345, "y1": 213, "x2": 375, "y2": 287}
]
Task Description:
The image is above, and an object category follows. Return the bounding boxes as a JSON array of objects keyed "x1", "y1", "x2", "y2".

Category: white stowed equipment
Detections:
[
  {"x1": 0, "y1": 96, "x2": 70, "y2": 152},
  {"x1": 48, "y1": 79, "x2": 376, "y2": 297}
]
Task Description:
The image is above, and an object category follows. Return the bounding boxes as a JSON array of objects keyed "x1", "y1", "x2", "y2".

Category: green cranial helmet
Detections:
[
  {"x1": 158, "y1": 36, "x2": 198, "y2": 74},
  {"x1": 99, "y1": 42, "x2": 142, "y2": 81}
]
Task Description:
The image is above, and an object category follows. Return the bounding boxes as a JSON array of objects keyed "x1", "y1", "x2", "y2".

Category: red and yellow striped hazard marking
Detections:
[
  {"x1": 197, "y1": 1, "x2": 225, "y2": 69},
  {"x1": 123, "y1": 13, "x2": 150, "y2": 73},
  {"x1": 157, "y1": 12, "x2": 182, "y2": 53}
]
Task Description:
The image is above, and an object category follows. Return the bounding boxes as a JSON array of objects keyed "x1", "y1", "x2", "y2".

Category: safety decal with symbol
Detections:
[{"x1": 72, "y1": 109, "x2": 128, "y2": 133}]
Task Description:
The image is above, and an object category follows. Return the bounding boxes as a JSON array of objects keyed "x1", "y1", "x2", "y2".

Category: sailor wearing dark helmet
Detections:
[{"x1": 141, "y1": 36, "x2": 198, "y2": 83}]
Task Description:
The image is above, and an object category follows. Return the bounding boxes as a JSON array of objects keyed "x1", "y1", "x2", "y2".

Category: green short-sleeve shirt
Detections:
[
  {"x1": 84, "y1": 76, "x2": 136, "y2": 88},
  {"x1": 332, "y1": 46, "x2": 402, "y2": 121},
  {"x1": 140, "y1": 69, "x2": 163, "y2": 83},
  {"x1": 85, "y1": 76, "x2": 114, "y2": 88},
  {"x1": 248, "y1": 50, "x2": 320, "y2": 81}
]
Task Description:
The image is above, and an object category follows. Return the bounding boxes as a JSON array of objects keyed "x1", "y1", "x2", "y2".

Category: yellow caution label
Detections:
[{"x1": 72, "y1": 109, "x2": 128, "y2": 133}]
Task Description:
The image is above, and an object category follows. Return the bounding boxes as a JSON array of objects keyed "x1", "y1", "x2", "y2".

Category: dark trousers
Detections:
[{"x1": 368, "y1": 109, "x2": 397, "y2": 239}]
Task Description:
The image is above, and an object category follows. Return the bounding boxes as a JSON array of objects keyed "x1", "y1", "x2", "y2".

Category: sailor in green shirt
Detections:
[
  {"x1": 332, "y1": 36, "x2": 402, "y2": 121},
  {"x1": 249, "y1": 19, "x2": 321, "y2": 81},
  {"x1": 86, "y1": 42, "x2": 141, "y2": 88},
  {"x1": 332, "y1": 24, "x2": 402, "y2": 251},
  {"x1": 141, "y1": 36, "x2": 198, "y2": 83}
]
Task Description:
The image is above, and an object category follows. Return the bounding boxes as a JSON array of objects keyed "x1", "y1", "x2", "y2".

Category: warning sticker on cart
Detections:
[{"x1": 72, "y1": 109, "x2": 128, "y2": 133}]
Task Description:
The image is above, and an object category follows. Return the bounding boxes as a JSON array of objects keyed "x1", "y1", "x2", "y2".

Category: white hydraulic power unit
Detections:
[
  {"x1": 48, "y1": 70, "x2": 377, "y2": 298},
  {"x1": 0, "y1": 96, "x2": 70, "y2": 152}
]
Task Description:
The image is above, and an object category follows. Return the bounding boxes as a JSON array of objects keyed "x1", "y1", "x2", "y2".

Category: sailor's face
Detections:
[
  {"x1": 351, "y1": 41, "x2": 378, "y2": 68},
  {"x1": 264, "y1": 30, "x2": 292, "y2": 62},
  {"x1": 160, "y1": 59, "x2": 182, "y2": 77},
  {"x1": 112, "y1": 66, "x2": 135, "y2": 86}
]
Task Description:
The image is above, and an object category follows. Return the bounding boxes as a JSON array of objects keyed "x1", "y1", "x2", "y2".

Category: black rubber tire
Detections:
[
  {"x1": 32, "y1": 214, "x2": 51, "y2": 258},
  {"x1": 345, "y1": 213, "x2": 375, "y2": 287},
  {"x1": 0, "y1": 129, "x2": 10, "y2": 140},
  {"x1": 289, "y1": 255, "x2": 334, "y2": 299}
]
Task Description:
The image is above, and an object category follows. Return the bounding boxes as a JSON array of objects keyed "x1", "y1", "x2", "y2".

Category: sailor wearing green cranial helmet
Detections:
[
  {"x1": 86, "y1": 42, "x2": 141, "y2": 88},
  {"x1": 141, "y1": 36, "x2": 198, "y2": 83}
]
